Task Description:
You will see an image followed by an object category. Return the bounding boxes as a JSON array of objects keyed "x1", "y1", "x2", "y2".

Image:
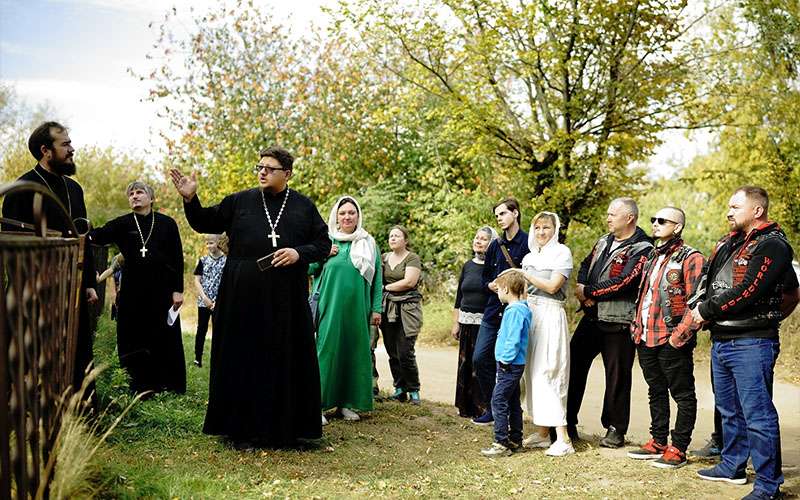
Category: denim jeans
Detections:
[
  {"x1": 492, "y1": 362, "x2": 524, "y2": 445},
  {"x1": 637, "y1": 341, "x2": 697, "y2": 451},
  {"x1": 712, "y1": 337, "x2": 782, "y2": 497},
  {"x1": 472, "y1": 321, "x2": 500, "y2": 415}
]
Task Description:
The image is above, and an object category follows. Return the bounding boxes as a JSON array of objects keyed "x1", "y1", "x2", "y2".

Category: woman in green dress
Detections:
[{"x1": 310, "y1": 196, "x2": 382, "y2": 424}]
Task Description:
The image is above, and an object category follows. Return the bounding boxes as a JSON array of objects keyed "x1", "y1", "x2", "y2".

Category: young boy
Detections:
[
  {"x1": 193, "y1": 234, "x2": 227, "y2": 367},
  {"x1": 482, "y1": 270, "x2": 531, "y2": 457}
]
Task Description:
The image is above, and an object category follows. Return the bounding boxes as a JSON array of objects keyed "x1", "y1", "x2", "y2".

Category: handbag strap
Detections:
[{"x1": 497, "y1": 237, "x2": 519, "y2": 269}]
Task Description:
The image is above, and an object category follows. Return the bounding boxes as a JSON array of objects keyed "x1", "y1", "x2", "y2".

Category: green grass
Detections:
[{"x1": 84, "y1": 307, "x2": 799, "y2": 499}]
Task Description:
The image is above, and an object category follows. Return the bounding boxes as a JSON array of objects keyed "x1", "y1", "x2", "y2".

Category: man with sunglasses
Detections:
[
  {"x1": 627, "y1": 207, "x2": 706, "y2": 469},
  {"x1": 170, "y1": 146, "x2": 331, "y2": 448},
  {"x1": 568, "y1": 197, "x2": 652, "y2": 448},
  {"x1": 690, "y1": 186, "x2": 797, "y2": 500}
]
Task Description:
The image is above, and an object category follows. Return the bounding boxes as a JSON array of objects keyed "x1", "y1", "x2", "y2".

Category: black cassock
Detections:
[
  {"x1": 89, "y1": 211, "x2": 186, "y2": 394},
  {"x1": 183, "y1": 187, "x2": 330, "y2": 444}
]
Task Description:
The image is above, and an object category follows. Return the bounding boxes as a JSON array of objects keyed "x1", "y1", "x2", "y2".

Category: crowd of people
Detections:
[{"x1": 2, "y1": 122, "x2": 798, "y2": 500}]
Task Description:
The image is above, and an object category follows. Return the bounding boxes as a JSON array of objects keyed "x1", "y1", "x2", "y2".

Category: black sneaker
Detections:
[
  {"x1": 507, "y1": 440, "x2": 523, "y2": 453},
  {"x1": 388, "y1": 388, "x2": 407, "y2": 402},
  {"x1": 690, "y1": 439, "x2": 721, "y2": 458},
  {"x1": 599, "y1": 426, "x2": 625, "y2": 448}
]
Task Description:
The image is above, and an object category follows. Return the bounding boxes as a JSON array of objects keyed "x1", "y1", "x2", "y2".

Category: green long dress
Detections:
[{"x1": 310, "y1": 240, "x2": 382, "y2": 411}]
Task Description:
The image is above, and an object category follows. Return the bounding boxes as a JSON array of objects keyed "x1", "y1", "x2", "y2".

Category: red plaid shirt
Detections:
[{"x1": 631, "y1": 239, "x2": 707, "y2": 347}]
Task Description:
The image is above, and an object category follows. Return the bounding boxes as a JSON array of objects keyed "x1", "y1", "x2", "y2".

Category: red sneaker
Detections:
[
  {"x1": 626, "y1": 438, "x2": 667, "y2": 459},
  {"x1": 652, "y1": 446, "x2": 688, "y2": 469}
]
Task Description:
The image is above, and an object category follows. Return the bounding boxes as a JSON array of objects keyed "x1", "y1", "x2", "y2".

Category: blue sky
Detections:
[{"x1": 0, "y1": 0, "x2": 330, "y2": 157}]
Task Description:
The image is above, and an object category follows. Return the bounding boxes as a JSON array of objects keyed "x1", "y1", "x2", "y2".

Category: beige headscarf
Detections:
[{"x1": 327, "y1": 196, "x2": 377, "y2": 283}]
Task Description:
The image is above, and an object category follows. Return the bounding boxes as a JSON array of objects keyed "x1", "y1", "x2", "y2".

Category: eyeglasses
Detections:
[
  {"x1": 253, "y1": 164, "x2": 290, "y2": 174},
  {"x1": 650, "y1": 217, "x2": 677, "y2": 225}
]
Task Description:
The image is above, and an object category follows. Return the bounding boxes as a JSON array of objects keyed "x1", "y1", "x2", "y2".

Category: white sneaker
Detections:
[
  {"x1": 340, "y1": 408, "x2": 360, "y2": 421},
  {"x1": 523, "y1": 433, "x2": 551, "y2": 449},
  {"x1": 322, "y1": 414, "x2": 329, "y2": 426},
  {"x1": 545, "y1": 440, "x2": 575, "y2": 457},
  {"x1": 481, "y1": 442, "x2": 511, "y2": 457}
]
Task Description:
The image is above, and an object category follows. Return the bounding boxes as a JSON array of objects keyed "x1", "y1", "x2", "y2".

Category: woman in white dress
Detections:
[{"x1": 515, "y1": 212, "x2": 574, "y2": 456}]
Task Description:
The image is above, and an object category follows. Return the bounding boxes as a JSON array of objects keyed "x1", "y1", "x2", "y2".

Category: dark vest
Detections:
[
  {"x1": 648, "y1": 244, "x2": 700, "y2": 327},
  {"x1": 708, "y1": 231, "x2": 787, "y2": 330}
]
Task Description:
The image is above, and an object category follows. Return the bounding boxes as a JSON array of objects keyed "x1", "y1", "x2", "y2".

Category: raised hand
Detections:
[{"x1": 169, "y1": 168, "x2": 198, "y2": 202}]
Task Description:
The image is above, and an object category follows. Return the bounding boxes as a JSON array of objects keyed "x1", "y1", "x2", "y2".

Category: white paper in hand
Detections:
[{"x1": 167, "y1": 304, "x2": 182, "y2": 326}]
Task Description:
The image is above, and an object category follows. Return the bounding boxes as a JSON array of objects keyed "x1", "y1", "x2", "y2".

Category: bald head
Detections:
[{"x1": 651, "y1": 206, "x2": 686, "y2": 243}]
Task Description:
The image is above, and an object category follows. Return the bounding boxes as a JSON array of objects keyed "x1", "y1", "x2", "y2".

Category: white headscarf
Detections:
[
  {"x1": 522, "y1": 212, "x2": 573, "y2": 271},
  {"x1": 327, "y1": 196, "x2": 377, "y2": 283},
  {"x1": 475, "y1": 225, "x2": 499, "y2": 260}
]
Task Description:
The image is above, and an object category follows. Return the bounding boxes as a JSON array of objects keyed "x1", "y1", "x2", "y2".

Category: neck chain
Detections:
[
  {"x1": 132, "y1": 211, "x2": 155, "y2": 257},
  {"x1": 261, "y1": 188, "x2": 290, "y2": 247},
  {"x1": 34, "y1": 166, "x2": 72, "y2": 217}
]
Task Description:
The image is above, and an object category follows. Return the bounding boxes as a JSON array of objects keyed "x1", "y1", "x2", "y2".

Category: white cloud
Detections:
[{"x1": 6, "y1": 76, "x2": 163, "y2": 155}]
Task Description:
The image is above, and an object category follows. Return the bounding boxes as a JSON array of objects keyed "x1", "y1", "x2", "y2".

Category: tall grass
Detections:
[{"x1": 47, "y1": 365, "x2": 145, "y2": 500}]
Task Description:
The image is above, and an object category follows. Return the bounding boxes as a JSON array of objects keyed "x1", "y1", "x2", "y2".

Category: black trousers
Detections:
[
  {"x1": 195, "y1": 307, "x2": 213, "y2": 362},
  {"x1": 566, "y1": 316, "x2": 636, "y2": 434},
  {"x1": 637, "y1": 341, "x2": 697, "y2": 451}
]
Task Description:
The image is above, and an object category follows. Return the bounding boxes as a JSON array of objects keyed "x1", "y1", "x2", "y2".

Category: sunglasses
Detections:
[{"x1": 650, "y1": 217, "x2": 677, "y2": 225}]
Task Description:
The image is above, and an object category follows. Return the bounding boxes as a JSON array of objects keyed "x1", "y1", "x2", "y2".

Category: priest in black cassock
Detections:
[
  {"x1": 1, "y1": 121, "x2": 98, "y2": 404},
  {"x1": 169, "y1": 146, "x2": 331, "y2": 447},
  {"x1": 89, "y1": 181, "x2": 187, "y2": 395}
]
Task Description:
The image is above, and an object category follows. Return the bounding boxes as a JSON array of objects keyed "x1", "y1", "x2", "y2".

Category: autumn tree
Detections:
[
  {"x1": 682, "y1": 0, "x2": 800, "y2": 249},
  {"x1": 140, "y1": 1, "x2": 512, "y2": 272},
  {"x1": 331, "y1": 0, "x2": 711, "y2": 234}
]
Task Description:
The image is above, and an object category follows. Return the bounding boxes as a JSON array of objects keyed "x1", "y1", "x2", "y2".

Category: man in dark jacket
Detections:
[
  {"x1": 692, "y1": 186, "x2": 797, "y2": 500},
  {"x1": 567, "y1": 197, "x2": 653, "y2": 447},
  {"x1": 470, "y1": 198, "x2": 528, "y2": 426}
]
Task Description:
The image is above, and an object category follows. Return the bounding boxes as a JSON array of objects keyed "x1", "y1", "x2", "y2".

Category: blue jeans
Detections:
[
  {"x1": 712, "y1": 337, "x2": 782, "y2": 497},
  {"x1": 472, "y1": 322, "x2": 500, "y2": 415},
  {"x1": 492, "y1": 362, "x2": 524, "y2": 445}
]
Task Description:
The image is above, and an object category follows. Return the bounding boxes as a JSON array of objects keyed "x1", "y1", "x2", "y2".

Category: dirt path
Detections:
[{"x1": 374, "y1": 344, "x2": 800, "y2": 494}]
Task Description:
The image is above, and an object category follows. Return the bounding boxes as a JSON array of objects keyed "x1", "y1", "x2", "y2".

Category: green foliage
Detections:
[
  {"x1": 682, "y1": 0, "x2": 800, "y2": 250},
  {"x1": 0, "y1": 82, "x2": 58, "y2": 183},
  {"x1": 332, "y1": 0, "x2": 705, "y2": 234}
]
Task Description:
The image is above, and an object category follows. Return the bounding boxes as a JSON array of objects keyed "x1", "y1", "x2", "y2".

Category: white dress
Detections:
[{"x1": 519, "y1": 224, "x2": 573, "y2": 427}]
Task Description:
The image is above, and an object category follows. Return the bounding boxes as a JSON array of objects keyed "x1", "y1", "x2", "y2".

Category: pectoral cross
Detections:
[
  {"x1": 140, "y1": 246, "x2": 148, "y2": 257},
  {"x1": 268, "y1": 230, "x2": 280, "y2": 247}
]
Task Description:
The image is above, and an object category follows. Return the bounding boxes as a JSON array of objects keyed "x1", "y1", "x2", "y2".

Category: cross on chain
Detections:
[
  {"x1": 140, "y1": 246, "x2": 148, "y2": 257},
  {"x1": 268, "y1": 231, "x2": 280, "y2": 247}
]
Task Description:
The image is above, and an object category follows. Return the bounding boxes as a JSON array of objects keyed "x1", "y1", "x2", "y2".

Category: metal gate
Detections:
[{"x1": 1, "y1": 181, "x2": 84, "y2": 500}]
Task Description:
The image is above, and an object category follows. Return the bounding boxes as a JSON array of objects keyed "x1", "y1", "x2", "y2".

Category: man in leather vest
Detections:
[
  {"x1": 568, "y1": 197, "x2": 653, "y2": 447},
  {"x1": 692, "y1": 186, "x2": 797, "y2": 500},
  {"x1": 627, "y1": 206, "x2": 706, "y2": 469}
]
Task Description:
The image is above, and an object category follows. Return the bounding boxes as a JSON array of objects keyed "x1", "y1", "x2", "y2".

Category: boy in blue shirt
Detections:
[{"x1": 482, "y1": 270, "x2": 531, "y2": 457}]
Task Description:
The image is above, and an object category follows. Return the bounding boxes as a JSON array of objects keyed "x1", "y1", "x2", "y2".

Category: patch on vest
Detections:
[{"x1": 666, "y1": 269, "x2": 681, "y2": 284}]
